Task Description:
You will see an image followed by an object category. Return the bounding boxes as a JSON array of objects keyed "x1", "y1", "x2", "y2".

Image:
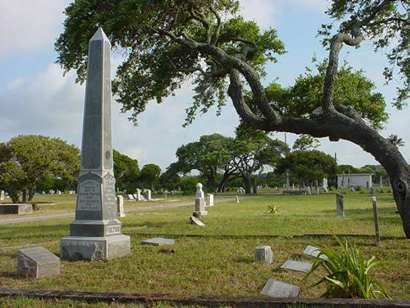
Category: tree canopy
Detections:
[
  {"x1": 0, "y1": 135, "x2": 80, "y2": 202},
  {"x1": 113, "y1": 149, "x2": 140, "y2": 193}
]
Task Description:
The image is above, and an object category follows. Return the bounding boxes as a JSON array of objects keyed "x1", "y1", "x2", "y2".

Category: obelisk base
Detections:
[{"x1": 60, "y1": 234, "x2": 130, "y2": 261}]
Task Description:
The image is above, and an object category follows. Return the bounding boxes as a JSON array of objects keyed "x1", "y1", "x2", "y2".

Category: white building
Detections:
[{"x1": 337, "y1": 173, "x2": 373, "y2": 189}]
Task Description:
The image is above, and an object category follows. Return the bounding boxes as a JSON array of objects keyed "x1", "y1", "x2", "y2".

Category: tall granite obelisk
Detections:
[{"x1": 60, "y1": 28, "x2": 130, "y2": 261}]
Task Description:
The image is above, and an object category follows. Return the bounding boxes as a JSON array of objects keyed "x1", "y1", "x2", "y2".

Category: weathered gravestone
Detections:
[
  {"x1": 0, "y1": 190, "x2": 4, "y2": 201},
  {"x1": 336, "y1": 192, "x2": 344, "y2": 217},
  {"x1": 0, "y1": 203, "x2": 32, "y2": 215},
  {"x1": 17, "y1": 247, "x2": 60, "y2": 279},
  {"x1": 281, "y1": 260, "x2": 312, "y2": 273},
  {"x1": 260, "y1": 279, "x2": 300, "y2": 298},
  {"x1": 193, "y1": 183, "x2": 207, "y2": 217},
  {"x1": 207, "y1": 193, "x2": 214, "y2": 207},
  {"x1": 255, "y1": 245, "x2": 273, "y2": 264},
  {"x1": 117, "y1": 195, "x2": 125, "y2": 218},
  {"x1": 141, "y1": 237, "x2": 175, "y2": 246},
  {"x1": 60, "y1": 28, "x2": 130, "y2": 261}
]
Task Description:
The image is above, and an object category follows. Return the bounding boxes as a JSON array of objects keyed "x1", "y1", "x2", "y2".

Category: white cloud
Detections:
[
  {"x1": 0, "y1": 64, "x2": 239, "y2": 169},
  {"x1": 0, "y1": 0, "x2": 67, "y2": 59}
]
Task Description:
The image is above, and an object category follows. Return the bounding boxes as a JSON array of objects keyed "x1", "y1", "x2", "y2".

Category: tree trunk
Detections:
[
  {"x1": 242, "y1": 176, "x2": 252, "y2": 194},
  {"x1": 217, "y1": 172, "x2": 232, "y2": 192},
  {"x1": 28, "y1": 188, "x2": 35, "y2": 202},
  {"x1": 22, "y1": 189, "x2": 28, "y2": 203}
]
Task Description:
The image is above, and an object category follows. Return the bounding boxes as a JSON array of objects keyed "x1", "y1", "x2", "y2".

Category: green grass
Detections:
[{"x1": 1, "y1": 192, "x2": 410, "y2": 305}]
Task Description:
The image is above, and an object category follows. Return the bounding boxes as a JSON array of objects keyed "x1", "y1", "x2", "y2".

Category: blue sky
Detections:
[{"x1": 0, "y1": 0, "x2": 408, "y2": 170}]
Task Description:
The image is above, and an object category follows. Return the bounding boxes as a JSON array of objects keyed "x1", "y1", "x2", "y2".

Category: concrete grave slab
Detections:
[
  {"x1": 260, "y1": 279, "x2": 300, "y2": 298},
  {"x1": 17, "y1": 246, "x2": 60, "y2": 279},
  {"x1": 281, "y1": 260, "x2": 312, "y2": 273},
  {"x1": 141, "y1": 237, "x2": 175, "y2": 246}
]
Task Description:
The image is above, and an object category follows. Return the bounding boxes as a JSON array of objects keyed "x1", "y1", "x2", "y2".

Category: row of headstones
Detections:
[{"x1": 127, "y1": 189, "x2": 152, "y2": 201}]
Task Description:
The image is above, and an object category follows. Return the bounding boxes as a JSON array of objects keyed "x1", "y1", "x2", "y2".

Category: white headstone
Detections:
[
  {"x1": 117, "y1": 195, "x2": 125, "y2": 218},
  {"x1": 236, "y1": 195, "x2": 240, "y2": 203},
  {"x1": 195, "y1": 183, "x2": 205, "y2": 199},
  {"x1": 0, "y1": 190, "x2": 4, "y2": 201},
  {"x1": 207, "y1": 193, "x2": 214, "y2": 207},
  {"x1": 136, "y1": 188, "x2": 142, "y2": 201}
]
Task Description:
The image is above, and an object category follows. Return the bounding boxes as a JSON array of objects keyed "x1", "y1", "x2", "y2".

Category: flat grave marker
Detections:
[
  {"x1": 141, "y1": 237, "x2": 175, "y2": 246},
  {"x1": 281, "y1": 260, "x2": 312, "y2": 273},
  {"x1": 260, "y1": 279, "x2": 300, "y2": 298}
]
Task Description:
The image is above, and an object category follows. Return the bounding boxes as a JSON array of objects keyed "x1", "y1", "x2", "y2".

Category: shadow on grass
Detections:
[
  {"x1": 233, "y1": 256, "x2": 254, "y2": 264},
  {"x1": 0, "y1": 271, "x2": 17, "y2": 279},
  {"x1": 129, "y1": 232, "x2": 406, "y2": 240}
]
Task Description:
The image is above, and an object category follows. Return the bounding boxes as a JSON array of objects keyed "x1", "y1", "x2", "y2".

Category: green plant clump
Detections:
[{"x1": 306, "y1": 238, "x2": 389, "y2": 299}]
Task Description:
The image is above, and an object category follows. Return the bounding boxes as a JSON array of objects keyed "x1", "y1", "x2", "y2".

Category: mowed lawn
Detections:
[{"x1": 1, "y1": 192, "x2": 410, "y2": 304}]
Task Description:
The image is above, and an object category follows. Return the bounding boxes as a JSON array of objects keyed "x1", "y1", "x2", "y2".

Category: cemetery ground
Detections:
[{"x1": 1, "y1": 192, "x2": 410, "y2": 305}]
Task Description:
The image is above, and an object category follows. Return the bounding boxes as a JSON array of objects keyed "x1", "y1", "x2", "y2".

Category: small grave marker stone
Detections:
[
  {"x1": 141, "y1": 237, "x2": 175, "y2": 246},
  {"x1": 190, "y1": 215, "x2": 205, "y2": 227},
  {"x1": 336, "y1": 193, "x2": 344, "y2": 217},
  {"x1": 0, "y1": 190, "x2": 4, "y2": 201},
  {"x1": 17, "y1": 247, "x2": 60, "y2": 279},
  {"x1": 304, "y1": 245, "x2": 328, "y2": 260},
  {"x1": 281, "y1": 260, "x2": 312, "y2": 273},
  {"x1": 207, "y1": 193, "x2": 214, "y2": 207},
  {"x1": 255, "y1": 246, "x2": 273, "y2": 264},
  {"x1": 260, "y1": 279, "x2": 300, "y2": 298}
]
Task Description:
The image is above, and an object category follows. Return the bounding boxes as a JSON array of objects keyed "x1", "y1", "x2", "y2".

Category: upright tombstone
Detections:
[
  {"x1": 193, "y1": 183, "x2": 207, "y2": 217},
  {"x1": 60, "y1": 28, "x2": 130, "y2": 261},
  {"x1": 0, "y1": 190, "x2": 4, "y2": 201},
  {"x1": 135, "y1": 188, "x2": 142, "y2": 201},
  {"x1": 207, "y1": 193, "x2": 214, "y2": 207},
  {"x1": 336, "y1": 192, "x2": 344, "y2": 217},
  {"x1": 145, "y1": 189, "x2": 152, "y2": 201},
  {"x1": 117, "y1": 195, "x2": 125, "y2": 218}
]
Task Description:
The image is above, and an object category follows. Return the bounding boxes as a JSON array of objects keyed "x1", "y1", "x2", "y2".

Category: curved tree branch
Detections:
[{"x1": 322, "y1": 30, "x2": 364, "y2": 113}]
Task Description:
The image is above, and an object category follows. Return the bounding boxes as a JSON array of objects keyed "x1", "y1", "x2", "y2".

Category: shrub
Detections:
[{"x1": 305, "y1": 238, "x2": 389, "y2": 299}]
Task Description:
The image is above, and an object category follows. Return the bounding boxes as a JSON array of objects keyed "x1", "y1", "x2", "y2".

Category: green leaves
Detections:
[
  {"x1": 0, "y1": 135, "x2": 80, "y2": 202},
  {"x1": 306, "y1": 237, "x2": 390, "y2": 299},
  {"x1": 325, "y1": 0, "x2": 410, "y2": 108},
  {"x1": 267, "y1": 62, "x2": 388, "y2": 129}
]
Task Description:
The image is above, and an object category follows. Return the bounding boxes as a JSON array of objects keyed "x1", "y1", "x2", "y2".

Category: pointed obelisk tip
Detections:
[{"x1": 90, "y1": 27, "x2": 110, "y2": 43}]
